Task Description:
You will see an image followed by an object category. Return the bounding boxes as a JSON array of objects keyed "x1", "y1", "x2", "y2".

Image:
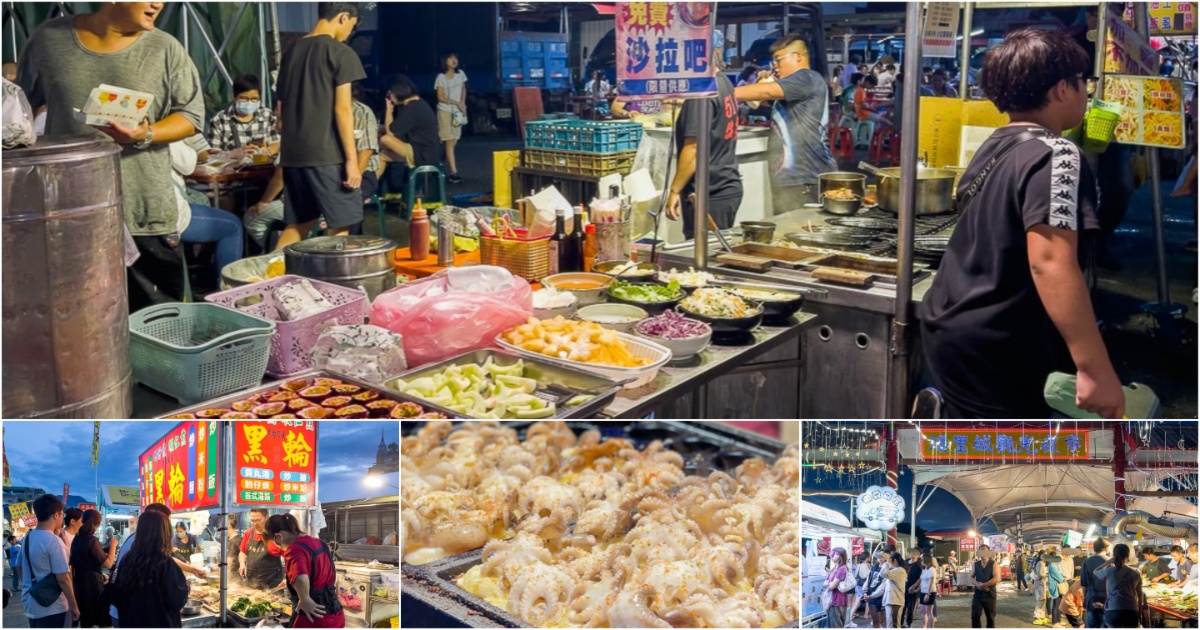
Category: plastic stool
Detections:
[
  {"x1": 869, "y1": 127, "x2": 896, "y2": 166},
  {"x1": 854, "y1": 120, "x2": 876, "y2": 149},
  {"x1": 828, "y1": 126, "x2": 855, "y2": 162},
  {"x1": 889, "y1": 132, "x2": 902, "y2": 166},
  {"x1": 377, "y1": 165, "x2": 447, "y2": 237}
]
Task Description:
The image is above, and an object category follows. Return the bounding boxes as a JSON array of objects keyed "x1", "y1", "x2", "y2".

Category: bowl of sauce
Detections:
[{"x1": 542, "y1": 272, "x2": 612, "y2": 306}]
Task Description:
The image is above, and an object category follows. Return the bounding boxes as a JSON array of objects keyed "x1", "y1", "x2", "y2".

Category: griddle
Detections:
[{"x1": 400, "y1": 421, "x2": 799, "y2": 629}]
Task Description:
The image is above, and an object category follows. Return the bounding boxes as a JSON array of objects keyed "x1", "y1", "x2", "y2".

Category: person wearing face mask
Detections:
[{"x1": 207, "y1": 73, "x2": 280, "y2": 155}]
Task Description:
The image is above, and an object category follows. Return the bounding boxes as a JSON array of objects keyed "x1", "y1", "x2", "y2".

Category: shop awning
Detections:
[{"x1": 802, "y1": 499, "x2": 884, "y2": 541}]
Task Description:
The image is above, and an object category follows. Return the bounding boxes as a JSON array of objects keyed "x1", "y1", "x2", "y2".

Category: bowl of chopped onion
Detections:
[
  {"x1": 677, "y1": 288, "x2": 764, "y2": 334},
  {"x1": 531, "y1": 287, "x2": 579, "y2": 320},
  {"x1": 633, "y1": 310, "x2": 712, "y2": 359}
]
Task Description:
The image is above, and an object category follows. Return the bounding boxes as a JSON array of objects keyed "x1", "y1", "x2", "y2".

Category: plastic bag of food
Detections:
[
  {"x1": 309, "y1": 324, "x2": 407, "y2": 385},
  {"x1": 369, "y1": 266, "x2": 532, "y2": 367},
  {"x1": 2, "y1": 78, "x2": 36, "y2": 149}
]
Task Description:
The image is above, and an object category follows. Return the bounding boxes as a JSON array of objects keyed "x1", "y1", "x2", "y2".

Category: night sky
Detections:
[
  {"x1": 801, "y1": 421, "x2": 1198, "y2": 536},
  {"x1": 3, "y1": 421, "x2": 399, "y2": 504}
]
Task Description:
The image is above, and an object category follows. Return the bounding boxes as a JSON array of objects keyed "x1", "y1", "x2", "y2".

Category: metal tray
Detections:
[
  {"x1": 401, "y1": 421, "x2": 799, "y2": 628},
  {"x1": 157, "y1": 370, "x2": 440, "y2": 418},
  {"x1": 384, "y1": 349, "x2": 622, "y2": 419}
]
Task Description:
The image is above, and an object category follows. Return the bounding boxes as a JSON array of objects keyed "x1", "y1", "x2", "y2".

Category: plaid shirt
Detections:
[
  {"x1": 353, "y1": 100, "x2": 380, "y2": 173},
  {"x1": 207, "y1": 105, "x2": 279, "y2": 151}
]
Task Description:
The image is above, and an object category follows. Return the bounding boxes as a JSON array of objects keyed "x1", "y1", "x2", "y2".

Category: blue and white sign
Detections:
[{"x1": 856, "y1": 485, "x2": 906, "y2": 531}]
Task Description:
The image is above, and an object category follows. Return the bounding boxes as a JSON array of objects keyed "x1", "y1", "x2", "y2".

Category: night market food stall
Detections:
[{"x1": 138, "y1": 420, "x2": 398, "y2": 627}]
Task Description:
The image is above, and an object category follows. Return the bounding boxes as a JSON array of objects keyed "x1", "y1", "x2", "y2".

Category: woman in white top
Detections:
[
  {"x1": 869, "y1": 552, "x2": 908, "y2": 629},
  {"x1": 849, "y1": 552, "x2": 871, "y2": 623},
  {"x1": 919, "y1": 554, "x2": 939, "y2": 628},
  {"x1": 434, "y1": 52, "x2": 468, "y2": 184}
]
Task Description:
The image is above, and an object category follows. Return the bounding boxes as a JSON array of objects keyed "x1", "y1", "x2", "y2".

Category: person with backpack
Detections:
[
  {"x1": 918, "y1": 27, "x2": 1124, "y2": 419},
  {"x1": 1080, "y1": 538, "x2": 1111, "y2": 628},
  {"x1": 867, "y1": 552, "x2": 888, "y2": 628},
  {"x1": 263, "y1": 514, "x2": 345, "y2": 628},
  {"x1": 21, "y1": 494, "x2": 80, "y2": 627},
  {"x1": 869, "y1": 552, "x2": 908, "y2": 629}
]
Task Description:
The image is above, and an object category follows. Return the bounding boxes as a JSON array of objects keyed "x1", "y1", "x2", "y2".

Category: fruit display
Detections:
[
  {"x1": 500, "y1": 316, "x2": 650, "y2": 368},
  {"x1": 160, "y1": 376, "x2": 448, "y2": 419},
  {"x1": 388, "y1": 358, "x2": 560, "y2": 419}
]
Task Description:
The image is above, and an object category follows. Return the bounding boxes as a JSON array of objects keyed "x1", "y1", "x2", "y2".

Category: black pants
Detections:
[
  {"x1": 1016, "y1": 570, "x2": 1028, "y2": 591},
  {"x1": 1086, "y1": 607, "x2": 1105, "y2": 628},
  {"x1": 681, "y1": 190, "x2": 742, "y2": 241},
  {"x1": 903, "y1": 591, "x2": 919, "y2": 627},
  {"x1": 971, "y1": 589, "x2": 997, "y2": 628},
  {"x1": 1066, "y1": 613, "x2": 1083, "y2": 628},
  {"x1": 1051, "y1": 595, "x2": 1063, "y2": 624},
  {"x1": 1102, "y1": 610, "x2": 1138, "y2": 628},
  {"x1": 128, "y1": 234, "x2": 185, "y2": 311},
  {"x1": 29, "y1": 612, "x2": 68, "y2": 628}
]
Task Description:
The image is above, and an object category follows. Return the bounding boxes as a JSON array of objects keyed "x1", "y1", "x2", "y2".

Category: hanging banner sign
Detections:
[
  {"x1": 922, "y1": 3, "x2": 960, "y2": 58},
  {"x1": 234, "y1": 421, "x2": 318, "y2": 507},
  {"x1": 139, "y1": 421, "x2": 221, "y2": 511},
  {"x1": 960, "y1": 537, "x2": 976, "y2": 551},
  {"x1": 103, "y1": 486, "x2": 143, "y2": 508},
  {"x1": 987, "y1": 535, "x2": 1007, "y2": 551},
  {"x1": 616, "y1": 1, "x2": 716, "y2": 101},
  {"x1": 77, "y1": 503, "x2": 97, "y2": 512},
  {"x1": 1103, "y1": 75, "x2": 1186, "y2": 149},
  {"x1": 1149, "y1": 2, "x2": 1197, "y2": 35},
  {"x1": 1065, "y1": 530, "x2": 1084, "y2": 548},
  {"x1": 1105, "y1": 12, "x2": 1160, "y2": 76},
  {"x1": 920, "y1": 429, "x2": 1090, "y2": 460},
  {"x1": 7, "y1": 501, "x2": 30, "y2": 521},
  {"x1": 856, "y1": 485, "x2": 906, "y2": 531}
]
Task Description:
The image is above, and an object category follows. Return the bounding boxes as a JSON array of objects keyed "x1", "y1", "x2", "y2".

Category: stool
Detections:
[
  {"x1": 853, "y1": 120, "x2": 876, "y2": 149},
  {"x1": 869, "y1": 127, "x2": 896, "y2": 166},
  {"x1": 938, "y1": 580, "x2": 951, "y2": 597},
  {"x1": 829, "y1": 127, "x2": 855, "y2": 163},
  {"x1": 889, "y1": 132, "x2": 902, "y2": 166},
  {"x1": 377, "y1": 165, "x2": 447, "y2": 238}
]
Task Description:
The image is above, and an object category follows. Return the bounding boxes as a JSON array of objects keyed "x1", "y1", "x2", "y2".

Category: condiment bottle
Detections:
[
  {"x1": 549, "y1": 207, "x2": 567, "y2": 275},
  {"x1": 567, "y1": 204, "x2": 586, "y2": 272},
  {"x1": 583, "y1": 223, "x2": 597, "y2": 272},
  {"x1": 409, "y1": 199, "x2": 431, "y2": 260}
]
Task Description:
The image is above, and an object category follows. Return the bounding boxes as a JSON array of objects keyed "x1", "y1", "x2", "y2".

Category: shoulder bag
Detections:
[
  {"x1": 838, "y1": 565, "x2": 858, "y2": 593},
  {"x1": 24, "y1": 532, "x2": 64, "y2": 607}
]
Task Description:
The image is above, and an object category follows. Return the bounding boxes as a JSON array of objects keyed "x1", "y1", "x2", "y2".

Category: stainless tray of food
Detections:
[
  {"x1": 157, "y1": 370, "x2": 450, "y2": 419},
  {"x1": 384, "y1": 349, "x2": 623, "y2": 419}
]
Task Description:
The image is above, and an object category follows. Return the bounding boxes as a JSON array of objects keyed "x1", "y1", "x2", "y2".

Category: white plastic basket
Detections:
[{"x1": 495, "y1": 330, "x2": 672, "y2": 389}]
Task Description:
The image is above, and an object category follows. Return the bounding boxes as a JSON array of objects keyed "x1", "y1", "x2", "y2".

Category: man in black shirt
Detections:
[
  {"x1": 666, "y1": 41, "x2": 743, "y2": 240},
  {"x1": 274, "y1": 2, "x2": 365, "y2": 251},
  {"x1": 1142, "y1": 549, "x2": 1173, "y2": 584},
  {"x1": 1080, "y1": 538, "x2": 1110, "y2": 628},
  {"x1": 380, "y1": 74, "x2": 441, "y2": 177},
  {"x1": 918, "y1": 28, "x2": 1124, "y2": 419},
  {"x1": 903, "y1": 548, "x2": 922, "y2": 627},
  {"x1": 970, "y1": 545, "x2": 1000, "y2": 628}
]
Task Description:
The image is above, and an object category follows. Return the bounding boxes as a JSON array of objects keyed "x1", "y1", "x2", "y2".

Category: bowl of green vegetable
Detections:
[{"x1": 606, "y1": 280, "x2": 685, "y2": 314}]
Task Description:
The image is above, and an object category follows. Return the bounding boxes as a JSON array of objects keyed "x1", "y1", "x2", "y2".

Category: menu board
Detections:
[
  {"x1": 234, "y1": 421, "x2": 318, "y2": 507},
  {"x1": 1103, "y1": 75, "x2": 1187, "y2": 149},
  {"x1": 616, "y1": 1, "x2": 717, "y2": 101},
  {"x1": 139, "y1": 421, "x2": 221, "y2": 511},
  {"x1": 1149, "y1": 2, "x2": 1197, "y2": 35}
]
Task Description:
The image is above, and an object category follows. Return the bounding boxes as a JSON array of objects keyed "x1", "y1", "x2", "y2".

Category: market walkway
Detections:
[
  {"x1": 843, "y1": 580, "x2": 1059, "y2": 629},
  {"x1": 2, "y1": 565, "x2": 32, "y2": 629}
]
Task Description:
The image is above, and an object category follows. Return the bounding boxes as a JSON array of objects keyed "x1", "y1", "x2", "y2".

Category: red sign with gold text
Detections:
[
  {"x1": 139, "y1": 421, "x2": 221, "y2": 511},
  {"x1": 234, "y1": 421, "x2": 318, "y2": 506}
]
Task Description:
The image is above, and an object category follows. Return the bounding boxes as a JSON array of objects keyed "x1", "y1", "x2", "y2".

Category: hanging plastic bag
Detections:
[
  {"x1": 2, "y1": 78, "x2": 36, "y2": 149},
  {"x1": 369, "y1": 266, "x2": 532, "y2": 367}
]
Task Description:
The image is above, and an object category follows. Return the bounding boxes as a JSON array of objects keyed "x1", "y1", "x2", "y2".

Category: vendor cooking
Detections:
[
  {"x1": 238, "y1": 508, "x2": 286, "y2": 590},
  {"x1": 264, "y1": 513, "x2": 344, "y2": 628}
]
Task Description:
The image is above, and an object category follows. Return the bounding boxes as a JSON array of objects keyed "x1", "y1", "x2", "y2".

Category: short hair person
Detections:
[
  {"x1": 239, "y1": 507, "x2": 286, "y2": 590},
  {"x1": 264, "y1": 514, "x2": 345, "y2": 627},
  {"x1": 918, "y1": 27, "x2": 1124, "y2": 419},
  {"x1": 208, "y1": 72, "x2": 280, "y2": 154}
]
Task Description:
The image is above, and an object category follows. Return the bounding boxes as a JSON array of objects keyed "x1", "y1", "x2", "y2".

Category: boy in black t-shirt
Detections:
[
  {"x1": 918, "y1": 28, "x2": 1125, "y2": 419},
  {"x1": 273, "y1": 2, "x2": 365, "y2": 251}
]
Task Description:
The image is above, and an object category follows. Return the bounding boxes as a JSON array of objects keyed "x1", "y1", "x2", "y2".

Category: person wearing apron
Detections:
[
  {"x1": 264, "y1": 513, "x2": 345, "y2": 628},
  {"x1": 239, "y1": 508, "x2": 286, "y2": 590},
  {"x1": 172, "y1": 522, "x2": 198, "y2": 563}
]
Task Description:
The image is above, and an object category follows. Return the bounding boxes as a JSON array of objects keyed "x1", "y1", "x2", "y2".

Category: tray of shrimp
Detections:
[{"x1": 400, "y1": 421, "x2": 800, "y2": 628}]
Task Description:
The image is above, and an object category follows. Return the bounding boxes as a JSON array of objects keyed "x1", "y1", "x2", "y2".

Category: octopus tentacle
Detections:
[{"x1": 609, "y1": 584, "x2": 670, "y2": 628}]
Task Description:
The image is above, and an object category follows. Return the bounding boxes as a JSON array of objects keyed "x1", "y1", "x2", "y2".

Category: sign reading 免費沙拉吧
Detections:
[
  {"x1": 920, "y1": 429, "x2": 1090, "y2": 460},
  {"x1": 616, "y1": 1, "x2": 716, "y2": 101}
]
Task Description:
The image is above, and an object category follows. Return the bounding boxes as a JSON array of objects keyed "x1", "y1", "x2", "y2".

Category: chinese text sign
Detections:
[
  {"x1": 139, "y1": 421, "x2": 221, "y2": 511},
  {"x1": 616, "y1": 2, "x2": 716, "y2": 101},
  {"x1": 920, "y1": 429, "x2": 1090, "y2": 460},
  {"x1": 235, "y1": 421, "x2": 318, "y2": 507}
]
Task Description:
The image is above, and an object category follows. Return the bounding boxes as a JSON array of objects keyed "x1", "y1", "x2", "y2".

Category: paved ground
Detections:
[
  {"x1": 3, "y1": 565, "x2": 31, "y2": 629},
  {"x1": 841, "y1": 579, "x2": 1069, "y2": 629}
]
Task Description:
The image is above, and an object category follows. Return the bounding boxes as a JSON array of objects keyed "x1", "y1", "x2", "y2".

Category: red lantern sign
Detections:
[
  {"x1": 233, "y1": 421, "x2": 318, "y2": 507},
  {"x1": 139, "y1": 421, "x2": 222, "y2": 511}
]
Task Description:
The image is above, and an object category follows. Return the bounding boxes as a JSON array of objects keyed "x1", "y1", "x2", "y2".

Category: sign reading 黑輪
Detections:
[
  {"x1": 139, "y1": 421, "x2": 221, "y2": 511},
  {"x1": 920, "y1": 429, "x2": 1090, "y2": 460},
  {"x1": 616, "y1": 1, "x2": 716, "y2": 101}
]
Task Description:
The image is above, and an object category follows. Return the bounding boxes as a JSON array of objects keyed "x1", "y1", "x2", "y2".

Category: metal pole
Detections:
[
  {"x1": 180, "y1": 3, "x2": 189, "y2": 53},
  {"x1": 220, "y1": 421, "x2": 229, "y2": 626},
  {"x1": 888, "y1": 1, "x2": 923, "y2": 419},
  {"x1": 885, "y1": 423, "x2": 899, "y2": 548},
  {"x1": 1113, "y1": 423, "x2": 1126, "y2": 512},
  {"x1": 842, "y1": 33, "x2": 850, "y2": 69},
  {"x1": 9, "y1": 2, "x2": 19, "y2": 61},
  {"x1": 270, "y1": 1, "x2": 281, "y2": 70},
  {"x1": 202, "y1": 2, "x2": 251, "y2": 89},
  {"x1": 1131, "y1": 2, "x2": 1176, "y2": 319},
  {"x1": 258, "y1": 3, "x2": 270, "y2": 107},
  {"x1": 1094, "y1": 3, "x2": 1108, "y2": 82},
  {"x1": 187, "y1": 2, "x2": 234, "y2": 89},
  {"x1": 910, "y1": 467, "x2": 917, "y2": 549},
  {"x1": 694, "y1": 97, "x2": 711, "y2": 270},
  {"x1": 959, "y1": 2, "x2": 973, "y2": 99}
]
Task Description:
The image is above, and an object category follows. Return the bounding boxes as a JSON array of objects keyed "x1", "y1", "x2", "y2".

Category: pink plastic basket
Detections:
[{"x1": 205, "y1": 275, "x2": 367, "y2": 377}]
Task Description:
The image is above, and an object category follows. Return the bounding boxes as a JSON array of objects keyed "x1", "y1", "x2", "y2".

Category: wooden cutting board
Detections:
[
  {"x1": 812, "y1": 266, "x2": 875, "y2": 287},
  {"x1": 716, "y1": 253, "x2": 774, "y2": 272}
]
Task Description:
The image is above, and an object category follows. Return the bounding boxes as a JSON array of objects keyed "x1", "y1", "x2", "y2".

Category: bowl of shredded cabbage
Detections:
[{"x1": 678, "y1": 288, "x2": 764, "y2": 334}]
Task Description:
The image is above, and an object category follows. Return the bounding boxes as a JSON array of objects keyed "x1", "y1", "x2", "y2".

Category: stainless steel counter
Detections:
[{"x1": 600, "y1": 312, "x2": 818, "y2": 418}]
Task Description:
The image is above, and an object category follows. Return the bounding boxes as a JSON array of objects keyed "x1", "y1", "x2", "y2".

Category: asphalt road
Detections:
[{"x1": 841, "y1": 579, "x2": 1072, "y2": 629}]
